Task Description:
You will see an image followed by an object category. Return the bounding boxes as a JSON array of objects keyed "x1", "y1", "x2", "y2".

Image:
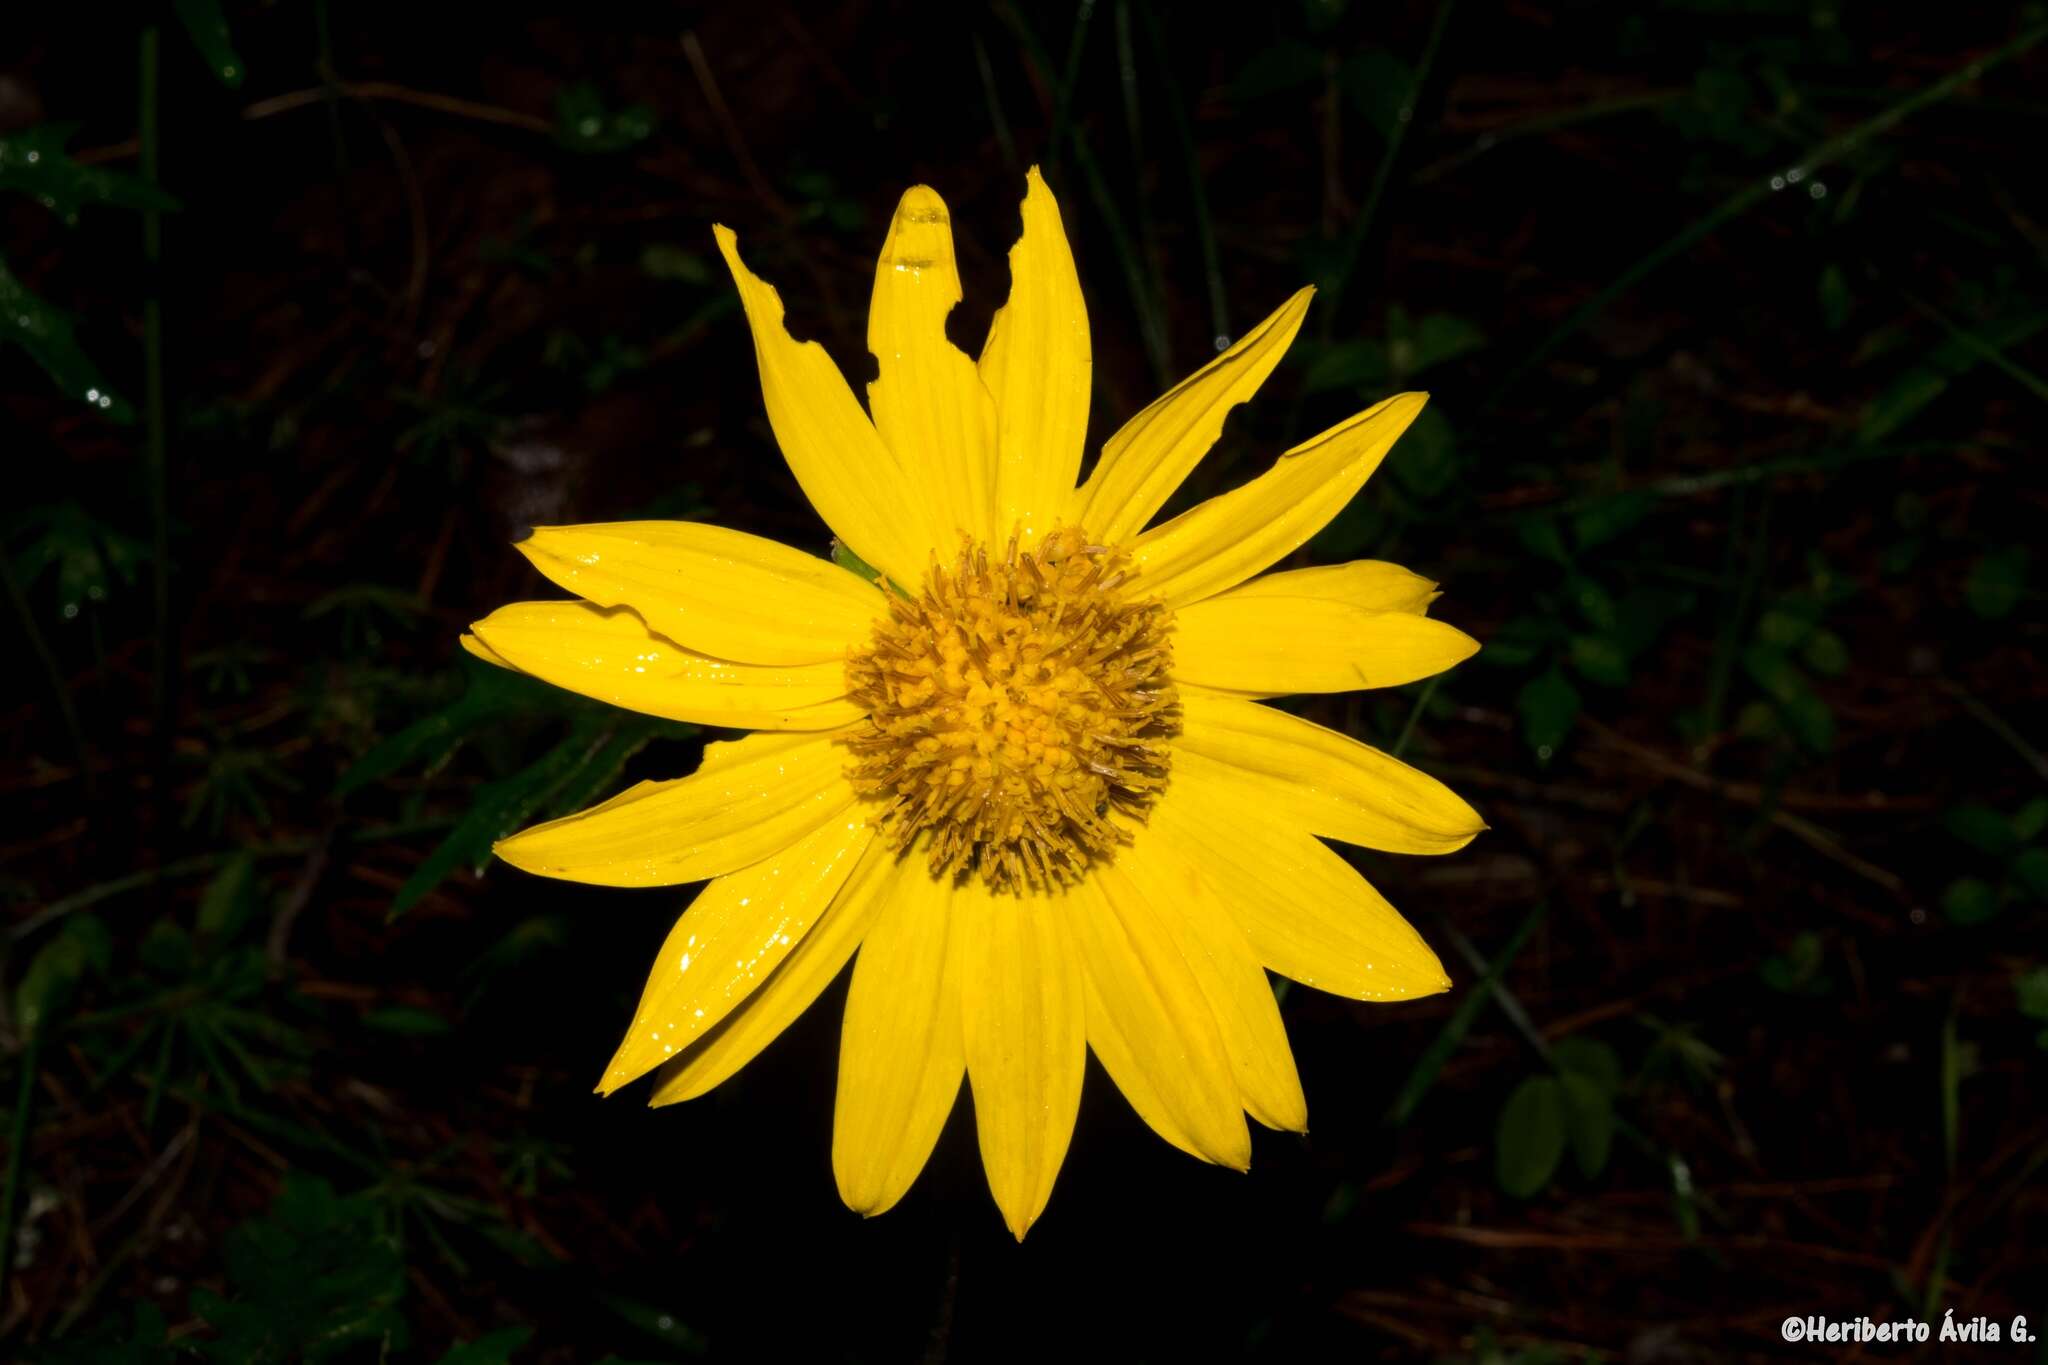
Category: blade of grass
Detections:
[
  {"x1": 1113, "y1": 0, "x2": 1167, "y2": 353},
  {"x1": 1411, "y1": 90, "x2": 1681, "y2": 185},
  {"x1": 1485, "y1": 21, "x2": 2048, "y2": 409},
  {"x1": 142, "y1": 26, "x2": 174, "y2": 842},
  {"x1": 1937, "y1": 678, "x2": 2048, "y2": 782},
  {"x1": 11, "y1": 819, "x2": 455, "y2": 944},
  {"x1": 1391, "y1": 675, "x2": 1444, "y2": 760},
  {"x1": 1699, "y1": 487, "x2": 1766, "y2": 754},
  {"x1": 1138, "y1": 1, "x2": 1226, "y2": 348},
  {"x1": 1902, "y1": 289, "x2": 2048, "y2": 406},
  {"x1": 998, "y1": 0, "x2": 1172, "y2": 385},
  {"x1": 0, "y1": 548, "x2": 92, "y2": 796},
  {"x1": 972, "y1": 31, "x2": 1021, "y2": 178},
  {"x1": 1319, "y1": 0, "x2": 1457, "y2": 336},
  {"x1": 1386, "y1": 899, "x2": 1547, "y2": 1126},
  {"x1": 1044, "y1": 0, "x2": 1099, "y2": 176},
  {"x1": 0, "y1": 1034, "x2": 41, "y2": 1305}
]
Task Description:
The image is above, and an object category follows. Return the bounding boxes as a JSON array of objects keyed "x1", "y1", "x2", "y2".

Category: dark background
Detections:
[{"x1": 5, "y1": 1, "x2": 2046, "y2": 1361}]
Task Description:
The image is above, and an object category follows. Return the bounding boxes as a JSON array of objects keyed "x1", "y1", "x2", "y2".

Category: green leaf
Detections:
[
  {"x1": 1299, "y1": 338, "x2": 1386, "y2": 395},
  {"x1": 1337, "y1": 48, "x2": 1416, "y2": 141},
  {"x1": 0, "y1": 252, "x2": 131, "y2": 421},
  {"x1": 1559, "y1": 1071, "x2": 1615, "y2": 1179},
  {"x1": 1760, "y1": 931, "x2": 1832, "y2": 995},
  {"x1": 140, "y1": 919, "x2": 195, "y2": 976},
  {"x1": 1567, "y1": 633, "x2": 1631, "y2": 687},
  {"x1": 1565, "y1": 575, "x2": 1619, "y2": 632},
  {"x1": 1569, "y1": 491, "x2": 1653, "y2": 552},
  {"x1": 639, "y1": 244, "x2": 710, "y2": 284},
  {"x1": 1742, "y1": 644, "x2": 1832, "y2": 751},
  {"x1": 362, "y1": 1006, "x2": 451, "y2": 1037},
  {"x1": 1940, "y1": 877, "x2": 2000, "y2": 926},
  {"x1": 1755, "y1": 607, "x2": 1815, "y2": 650},
  {"x1": 1516, "y1": 668, "x2": 1579, "y2": 760},
  {"x1": 2011, "y1": 847, "x2": 2048, "y2": 902},
  {"x1": 596, "y1": 1293, "x2": 710, "y2": 1356},
  {"x1": 1395, "y1": 312, "x2": 1486, "y2": 378},
  {"x1": 15, "y1": 914, "x2": 108, "y2": 1039},
  {"x1": 1495, "y1": 1076, "x2": 1567, "y2": 1198},
  {"x1": 2012, "y1": 798, "x2": 2048, "y2": 844},
  {"x1": 1964, "y1": 545, "x2": 2030, "y2": 620},
  {"x1": 1818, "y1": 263, "x2": 1851, "y2": 330},
  {"x1": 13, "y1": 501, "x2": 148, "y2": 617},
  {"x1": 554, "y1": 84, "x2": 656, "y2": 154},
  {"x1": 1478, "y1": 612, "x2": 1556, "y2": 670},
  {"x1": 2016, "y1": 967, "x2": 2048, "y2": 1022},
  {"x1": 1232, "y1": 41, "x2": 1324, "y2": 102},
  {"x1": 188, "y1": 1175, "x2": 407, "y2": 1364},
  {"x1": 1776, "y1": 686, "x2": 1836, "y2": 753},
  {"x1": 1385, "y1": 406, "x2": 1459, "y2": 499},
  {"x1": 337, "y1": 656, "x2": 559, "y2": 796},
  {"x1": 1801, "y1": 628, "x2": 1849, "y2": 677},
  {"x1": 174, "y1": 0, "x2": 247, "y2": 87},
  {"x1": 1550, "y1": 1036, "x2": 1622, "y2": 1096},
  {"x1": 1516, "y1": 517, "x2": 1570, "y2": 565},
  {"x1": 198, "y1": 852, "x2": 260, "y2": 940},
  {"x1": 1860, "y1": 367, "x2": 1947, "y2": 444},
  {"x1": 390, "y1": 714, "x2": 678, "y2": 918},
  {"x1": 434, "y1": 1328, "x2": 533, "y2": 1365},
  {"x1": 1944, "y1": 804, "x2": 2017, "y2": 859},
  {"x1": 0, "y1": 124, "x2": 180, "y2": 223}
]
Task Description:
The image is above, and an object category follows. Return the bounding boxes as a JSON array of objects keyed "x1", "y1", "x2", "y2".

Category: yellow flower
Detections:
[{"x1": 469, "y1": 169, "x2": 1483, "y2": 1239}]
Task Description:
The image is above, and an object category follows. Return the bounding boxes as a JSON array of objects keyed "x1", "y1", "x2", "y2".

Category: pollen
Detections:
[{"x1": 843, "y1": 527, "x2": 1180, "y2": 892}]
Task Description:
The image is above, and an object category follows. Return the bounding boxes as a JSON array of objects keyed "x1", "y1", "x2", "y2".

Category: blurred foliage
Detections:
[{"x1": 4, "y1": 0, "x2": 2045, "y2": 1359}]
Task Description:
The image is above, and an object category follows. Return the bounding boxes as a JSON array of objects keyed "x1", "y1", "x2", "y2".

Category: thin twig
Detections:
[{"x1": 240, "y1": 81, "x2": 552, "y2": 133}]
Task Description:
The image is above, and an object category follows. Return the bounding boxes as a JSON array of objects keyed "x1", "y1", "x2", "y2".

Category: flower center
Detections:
[{"x1": 843, "y1": 527, "x2": 1180, "y2": 892}]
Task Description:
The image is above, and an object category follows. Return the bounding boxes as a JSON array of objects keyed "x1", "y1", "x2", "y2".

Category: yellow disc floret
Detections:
[{"x1": 843, "y1": 527, "x2": 1179, "y2": 891}]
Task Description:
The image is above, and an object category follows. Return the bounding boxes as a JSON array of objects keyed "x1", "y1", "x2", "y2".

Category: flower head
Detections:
[{"x1": 471, "y1": 169, "x2": 1483, "y2": 1239}]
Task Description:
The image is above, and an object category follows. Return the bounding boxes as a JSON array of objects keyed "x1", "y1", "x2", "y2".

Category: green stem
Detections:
[
  {"x1": 1044, "y1": 0, "x2": 1097, "y2": 176},
  {"x1": 0, "y1": 1032, "x2": 42, "y2": 1306},
  {"x1": 971, "y1": 31, "x2": 1021, "y2": 178},
  {"x1": 1139, "y1": 1, "x2": 1226, "y2": 348},
  {"x1": 141, "y1": 26, "x2": 174, "y2": 828},
  {"x1": 1319, "y1": 0, "x2": 1457, "y2": 335},
  {"x1": 1386, "y1": 900, "x2": 1547, "y2": 1126},
  {"x1": 0, "y1": 548, "x2": 91, "y2": 795},
  {"x1": 1391, "y1": 675, "x2": 1443, "y2": 759}
]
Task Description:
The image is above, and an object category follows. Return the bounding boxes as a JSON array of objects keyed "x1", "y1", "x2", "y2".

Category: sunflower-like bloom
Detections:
[{"x1": 469, "y1": 170, "x2": 1483, "y2": 1239}]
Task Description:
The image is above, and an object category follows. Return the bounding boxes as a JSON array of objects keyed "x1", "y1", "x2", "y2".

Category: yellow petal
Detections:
[
  {"x1": 493, "y1": 730, "x2": 856, "y2": 887},
  {"x1": 981, "y1": 168, "x2": 1091, "y2": 548},
  {"x1": 867, "y1": 186, "x2": 997, "y2": 549},
  {"x1": 1152, "y1": 762, "x2": 1450, "y2": 1001},
  {"x1": 1177, "y1": 691, "x2": 1484, "y2": 855},
  {"x1": 1130, "y1": 392, "x2": 1428, "y2": 607},
  {"x1": 1172, "y1": 595, "x2": 1478, "y2": 695},
  {"x1": 1072, "y1": 288, "x2": 1313, "y2": 544},
  {"x1": 471, "y1": 600, "x2": 865, "y2": 730},
  {"x1": 514, "y1": 520, "x2": 883, "y2": 667},
  {"x1": 832, "y1": 863, "x2": 966, "y2": 1217},
  {"x1": 596, "y1": 814, "x2": 875, "y2": 1095},
  {"x1": 1223, "y1": 559, "x2": 1440, "y2": 615},
  {"x1": 459, "y1": 631, "x2": 519, "y2": 671},
  {"x1": 649, "y1": 831, "x2": 896, "y2": 1105},
  {"x1": 1117, "y1": 826, "x2": 1306, "y2": 1132},
  {"x1": 1069, "y1": 869, "x2": 1250, "y2": 1168},
  {"x1": 714, "y1": 225, "x2": 929, "y2": 586},
  {"x1": 957, "y1": 878, "x2": 1085, "y2": 1240}
]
